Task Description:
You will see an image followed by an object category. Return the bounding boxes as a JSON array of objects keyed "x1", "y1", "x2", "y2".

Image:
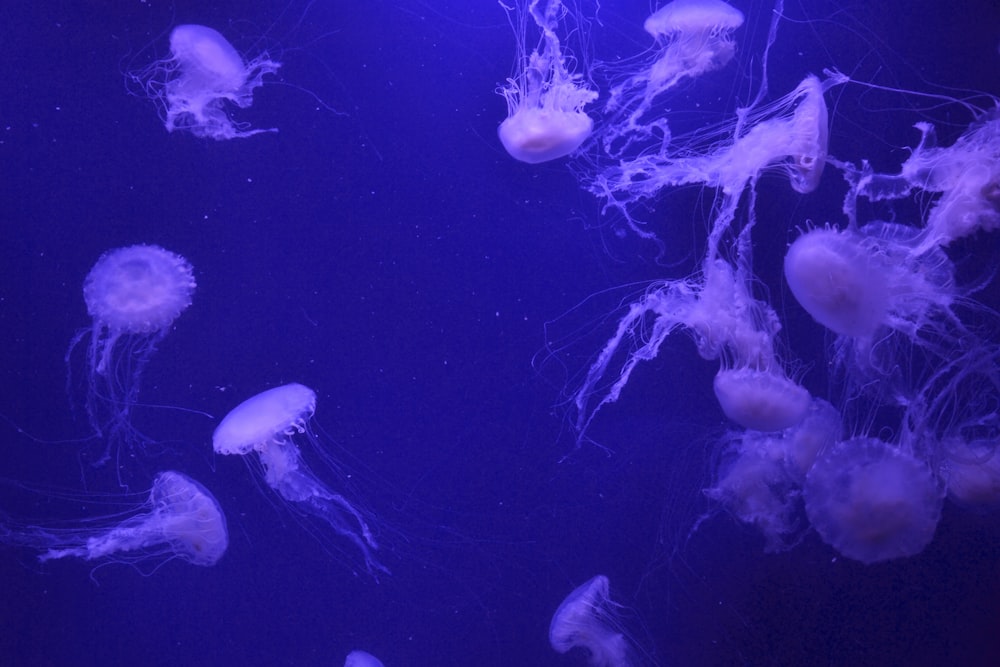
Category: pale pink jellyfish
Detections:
[
  {"x1": 213, "y1": 383, "x2": 386, "y2": 577},
  {"x1": 804, "y1": 438, "x2": 943, "y2": 564},
  {"x1": 549, "y1": 575, "x2": 639, "y2": 666},
  {"x1": 3, "y1": 471, "x2": 228, "y2": 569},
  {"x1": 68, "y1": 244, "x2": 196, "y2": 467},
  {"x1": 131, "y1": 24, "x2": 280, "y2": 140},
  {"x1": 498, "y1": 0, "x2": 598, "y2": 163}
]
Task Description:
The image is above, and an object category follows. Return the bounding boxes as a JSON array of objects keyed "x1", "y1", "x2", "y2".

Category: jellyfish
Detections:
[
  {"x1": 705, "y1": 399, "x2": 840, "y2": 551},
  {"x1": 344, "y1": 651, "x2": 384, "y2": 667},
  {"x1": 67, "y1": 244, "x2": 196, "y2": 469},
  {"x1": 844, "y1": 108, "x2": 1000, "y2": 250},
  {"x1": 803, "y1": 437, "x2": 943, "y2": 564},
  {"x1": 212, "y1": 383, "x2": 386, "y2": 577},
  {"x1": 549, "y1": 575, "x2": 639, "y2": 667},
  {"x1": 498, "y1": 0, "x2": 598, "y2": 163},
  {"x1": 1, "y1": 471, "x2": 227, "y2": 569},
  {"x1": 130, "y1": 24, "x2": 281, "y2": 140},
  {"x1": 574, "y1": 256, "x2": 810, "y2": 435}
]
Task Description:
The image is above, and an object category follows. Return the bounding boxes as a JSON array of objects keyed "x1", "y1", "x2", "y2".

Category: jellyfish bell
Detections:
[
  {"x1": 68, "y1": 244, "x2": 196, "y2": 469},
  {"x1": 3, "y1": 471, "x2": 227, "y2": 570},
  {"x1": 344, "y1": 651, "x2": 385, "y2": 667},
  {"x1": 712, "y1": 368, "x2": 811, "y2": 432},
  {"x1": 213, "y1": 383, "x2": 386, "y2": 576},
  {"x1": 549, "y1": 575, "x2": 638, "y2": 666},
  {"x1": 803, "y1": 437, "x2": 943, "y2": 564},
  {"x1": 942, "y1": 438, "x2": 1000, "y2": 509},
  {"x1": 643, "y1": 0, "x2": 745, "y2": 88},
  {"x1": 498, "y1": 0, "x2": 598, "y2": 163},
  {"x1": 131, "y1": 23, "x2": 281, "y2": 140}
]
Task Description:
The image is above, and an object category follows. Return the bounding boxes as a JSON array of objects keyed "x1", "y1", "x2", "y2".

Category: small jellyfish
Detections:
[
  {"x1": 550, "y1": 575, "x2": 638, "y2": 667},
  {"x1": 131, "y1": 24, "x2": 281, "y2": 140},
  {"x1": 67, "y1": 244, "x2": 195, "y2": 468},
  {"x1": 2, "y1": 471, "x2": 227, "y2": 569},
  {"x1": 803, "y1": 437, "x2": 943, "y2": 564},
  {"x1": 344, "y1": 651, "x2": 385, "y2": 667},
  {"x1": 213, "y1": 383, "x2": 386, "y2": 577},
  {"x1": 705, "y1": 398, "x2": 840, "y2": 550},
  {"x1": 846, "y1": 109, "x2": 1000, "y2": 249},
  {"x1": 574, "y1": 257, "x2": 809, "y2": 435},
  {"x1": 498, "y1": 0, "x2": 598, "y2": 163}
]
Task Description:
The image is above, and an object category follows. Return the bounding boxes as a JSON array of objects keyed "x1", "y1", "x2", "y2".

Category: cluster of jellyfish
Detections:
[
  {"x1": 1, "y1": 25, "x2": 383, "y2": 581},
  {"x1": 499, "y1": 0, "x2": 1000, "y2": 580}
]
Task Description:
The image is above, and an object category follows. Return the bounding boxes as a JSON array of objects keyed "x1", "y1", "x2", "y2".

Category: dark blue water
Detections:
[{"x1": 2, "y1": 1, "x2": 1000, "y2": 665}]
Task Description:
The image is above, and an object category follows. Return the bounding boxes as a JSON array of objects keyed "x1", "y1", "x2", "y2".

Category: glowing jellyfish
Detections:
[
  {"x1": 549, "y1": 575, "x2": 638, "y2": 667},
  {"x1": 706, "y1": 399, "x2": 840, "y2": 551},
  {"x1": 2, "y1": 471, "x2": 227, "y2": 569},
  {"x1": 498, "y1": 0, "x2": 598, "y2": 163},
  {"x1": 131, "y1": 24, "x2": 281, "y2": 140},
  {"x1": 213, "y1": 383, "x2": 386, "y2": 577},
  {"x1": 803, "y1": 438, "x2": 943, "y2": 564},
  {"x1": 68, "y1": 244, "x2": 195, "y2": 467},
  {"x1": 574, "y1": 257, "x2": 810, "y2": 435},
  {"x1": 845, "y1": 109, "x2": 1000, "y2": 249},
  {"x1": 344, "y1": 651, "x2": 384, "y2": 667}
]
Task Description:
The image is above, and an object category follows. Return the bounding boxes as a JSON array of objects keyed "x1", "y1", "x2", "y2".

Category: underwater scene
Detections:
[{"x1": 2, "y1": 1, "x2": 1000, "y2": 665}]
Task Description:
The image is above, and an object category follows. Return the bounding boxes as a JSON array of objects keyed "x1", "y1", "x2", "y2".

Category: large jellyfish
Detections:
[
  {"x1": 344, "y1": 651, "x2": 384, "y2": 667},
  {"x1": 549, "y1": 575, "x2": 640, "y2": 667},
  {"x1": 67, "y1": 244, "x2": 196, "y2": 469},
  {"x1": 130, "y1": 24, "x2": 281, "y2": 140},
  {"x1": 1, "y1": 471, "x2": 227, "y2": 569},
  {"x1": 213, "y1": 383, "x2": 386, "y2": 577},
  {"x1": 498, "y1": 0, "x2": 598, "y2": 163},
  {"x1": 803, "y1": 437, "x2": 943, "y2": 564}
]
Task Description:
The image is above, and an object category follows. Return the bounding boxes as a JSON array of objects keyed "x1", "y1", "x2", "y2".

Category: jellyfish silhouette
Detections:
[
  {"x1": 213, "y1": 383, "x2": 386, "y2": 577},
  {"x1": 67, "y1": 244, "x2": 195, "y2": 469},
  {"x1": 498, "y1": 0, "x2": 597, "y2": 163},
  {"x1": 1, "y1": 471, "x2": 227, "y2": 569},
  {"x1": 344, "y1": 651, "x2": 384, "y2": 667},
  {"x1": 550, "y1": 575, "x2": 639, "y2": 666},
  {"x1": 804, "y1": 438, "x2": 943, "y2": 564},
  {"x1": 131, "y1": 24, "x2": 280, "y2": 140}
]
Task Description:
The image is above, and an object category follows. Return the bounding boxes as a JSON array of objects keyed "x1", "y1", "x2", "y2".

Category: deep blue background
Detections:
[{"x1": 2, "y1": 1, "x2": 1000, "y2": 665}]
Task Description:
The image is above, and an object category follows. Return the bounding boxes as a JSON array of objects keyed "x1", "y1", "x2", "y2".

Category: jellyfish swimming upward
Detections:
[
  {"x1": 131, "y1": 24, "x2": 281, "y2": 140},
  {"x1": 68, "y1": 244, "x2": 195, "y2": 468},
  {"x1": 1, "y1": 471, "x2": 228, "y2": 569},
  {"x1": 213, "y1": 383, "x2": 386, "y2": 577},
  {"x1": 549, "y1": 574, "x2": 640, "y2": 667},
  {"x1": 498, "y1": 0, "x2": 598, "y2": 163}
]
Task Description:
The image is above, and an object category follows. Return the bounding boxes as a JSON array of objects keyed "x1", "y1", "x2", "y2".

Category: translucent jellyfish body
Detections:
[
  {"x1": 575, "y1": 258, "x2": 810, "y2": 434},
  {"x1": 213, "y1": 383, "x2": 386, "y2": 576},
  {"x1": 498, "y1": 0, "x2": 597, "y2": 163},
  {"x1": 706, "y1": 399, "x2": 840, "y2": 551},
  {"x1": 549, "y1": 575, "x2": 638, "y2": 666},
  {"x1": 132, "y1": 24, "x2": 280, "y2": 140},
  {"x1": 344, "y1": 651, "x2": 385, "y2": 667},
  {"x1": 848, "y1": 110, "x2": 1000, "y2": 249},
  {"x1": 804, "y1": 438, "x2": 943, "y2": 564},
  {"x1": 68, "y1": 244, "x2": 196, "y2": 467},
  {"x1": 3, "y1": 471, "x2": 228, "y2": 569}
]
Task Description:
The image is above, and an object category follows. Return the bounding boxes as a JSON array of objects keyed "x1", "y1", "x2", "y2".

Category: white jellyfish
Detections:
[
  {"x1": 131, "y1": 24, "x2": 281, "y2": 140},
  {"x1": 549, "y1": 575, "x2": 639, "y2": 667},
  {"x1": 1, "y1": 471, "x2": 227, "y2": 569},
  {"x1": 598, "y1": 0, "x2": 745, "y2": 159},
  {"x1": 845, "y1": 108, "x2": 1000, "y2": 250},
  {"x1": 574, "y1": 256, "x2": 810, "y2": 435},
  {"x1": 803, "y1": 437, "x2": 943, "y2": 564},
  {"x1": 706, "y1": 399, "x2": 840, "y2": 551},
  {"x1": 66, "y1": 245, "x2": 196, "y2": 468},
  {"x1": 213, "y1": 383, "x2": 386, "y2": 577},
  {"x1": 498, "y1": 0, "x2": 598, "y2": 163}
]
